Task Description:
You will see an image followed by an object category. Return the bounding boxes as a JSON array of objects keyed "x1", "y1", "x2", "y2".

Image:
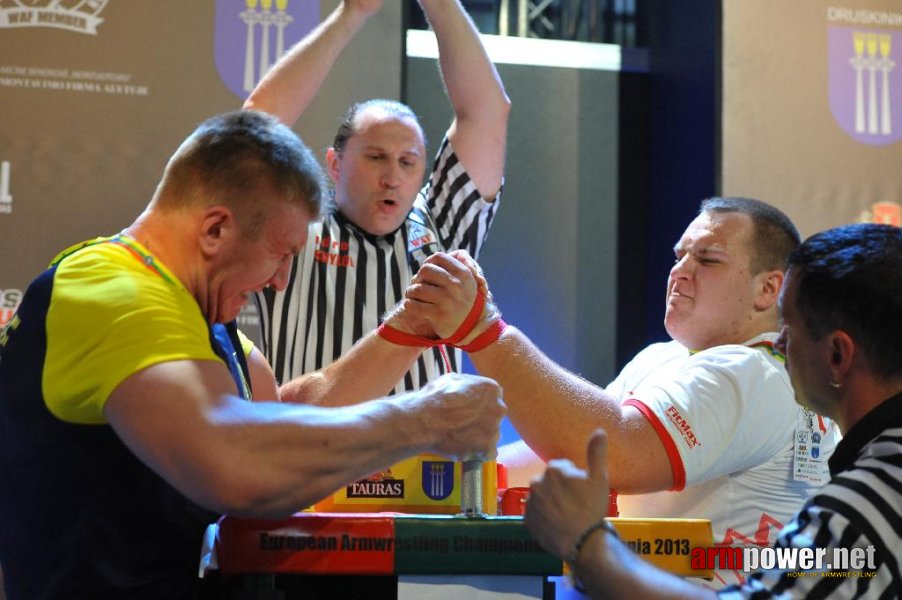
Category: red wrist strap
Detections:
[
  {"x1": 375, "y1": 292, "x2": 504, "y2": 366},
  {"x1": 445, "y1": 290, "x2": 486, "y2": 346},
  {"x1": 456, "y1": 318, "x2": 506, "y2": 353},
  {"x1": 375, "y1": 323, "x2": 438, "y2": 348}
]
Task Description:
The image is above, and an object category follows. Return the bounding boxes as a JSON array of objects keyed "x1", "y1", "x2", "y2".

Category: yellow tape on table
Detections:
[{"x1": 608, "y1": 518, "x2": 714, "y2": 579}]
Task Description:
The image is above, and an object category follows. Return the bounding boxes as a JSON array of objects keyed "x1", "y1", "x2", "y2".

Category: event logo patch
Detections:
[
  {"x1": 214, "y1": 0, "x2": 319, "y2": 101},
  {"x1": 407, "y1": 219, "x2": 437, "y2": 254},
  {"x1": 0, "y1": 0, "x2": 108, "y2": 35},
  {"x1": 422, "y1": 461, "x2": 454, "y2": 500},
  {"x1": 829, "y1": 26, "x2": 901, "y2": 145}
]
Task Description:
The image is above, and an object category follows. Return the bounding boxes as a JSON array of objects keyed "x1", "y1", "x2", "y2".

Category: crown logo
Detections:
[
  {"x1": 829, "y1": 27, "x2": 901, "y2": 145},
  {"x1": 0, "y1": 0, "x2": 108, "y2": 35},
  {"x1": 240, "y1": 0, "x2": 294, "y2": 92},
  {"x1": 215, "y1": 0, "x2": 318, "y2": 101}
]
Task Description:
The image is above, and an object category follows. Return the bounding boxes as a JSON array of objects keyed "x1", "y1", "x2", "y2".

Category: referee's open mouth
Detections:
[{"x1": 378, "y1": 198, "x2": 400, "y2": 213}]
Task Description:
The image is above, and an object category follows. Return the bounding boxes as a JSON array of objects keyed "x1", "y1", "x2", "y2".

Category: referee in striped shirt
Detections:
[
  {"x1": 522, "y1": 223, "x2": 902, "y2": 599},
  {"x1": 244, "y1": 0, "x2": 510, "y2": 400}
]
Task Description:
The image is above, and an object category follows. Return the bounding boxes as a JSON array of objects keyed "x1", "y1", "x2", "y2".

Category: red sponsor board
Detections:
[{"x1": 216, "y1": 513, "x2": 396, "y2": 575}]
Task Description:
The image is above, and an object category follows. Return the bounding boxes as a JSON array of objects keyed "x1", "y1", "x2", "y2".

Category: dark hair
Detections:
[
  {"x1": 787, "y1": 223, "x2": 902, "y2": 381},
  {"x1": 332, "y1": 99, "x2": 425, "y2": 154},
  {"x1": 700, "y1": 197, "x2": 801, "y2": 273},
  {"x1": 155, "y1": 110, "x2": 325, "y2": 239}
]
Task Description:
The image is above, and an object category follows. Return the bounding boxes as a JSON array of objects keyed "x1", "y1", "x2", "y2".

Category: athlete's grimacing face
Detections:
[
  {"x1": 664, "y1": 211, "x2": 763, "y2": 350},
  {"x1": 211, "y1": 200, "x2": 310, "y2": 323}
]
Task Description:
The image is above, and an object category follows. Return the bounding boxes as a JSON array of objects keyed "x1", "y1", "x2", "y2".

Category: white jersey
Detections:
[
  {"x1": 612, "y1": 333, "x2": 841, "y2": 588},
  {"x1": 256, "y1": 136, "x2": 500, "y2": 394}
]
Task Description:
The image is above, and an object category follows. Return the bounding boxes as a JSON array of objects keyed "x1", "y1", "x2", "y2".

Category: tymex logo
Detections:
[{"x1": 0, "y1": 0, "x2": 108, "y2": 35}]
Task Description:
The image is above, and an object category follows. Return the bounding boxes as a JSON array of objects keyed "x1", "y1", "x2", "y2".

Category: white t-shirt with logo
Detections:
[{"x1": 612, "y1": 333, "x2": 840, "y2": 588}]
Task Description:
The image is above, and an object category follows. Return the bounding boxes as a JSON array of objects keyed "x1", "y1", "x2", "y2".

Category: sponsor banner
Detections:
[
  {"x1": 215, "y1": 514, "x2": 712, "y2": 578},
  {"x1": 347, "y1": 474, "x2": 405, "y2": 500},
  {"x1": 0, "y1": 1, "x2": 401, "y2": 297},
  {"x1": 216, "y1": 513, "x2": 396, "y2": 575},
  {"x1": 0, "y1": 1, "x2": 109, "y2": 35},
  {"x1": 721, "y1": 0, "x2": 902, "y2": 238},
  {"x1": 216, "y1": 512, "x2": 561, "y2": 576},
  {"x1": 314, "y1": 455, "x2": 501, "y2": 515},
  {"x1": 606, "y1": 518, "x2": 714, "y2": 579},
  {"x1": 393, "y1": 515, "x2": 559, "y2": 575}
]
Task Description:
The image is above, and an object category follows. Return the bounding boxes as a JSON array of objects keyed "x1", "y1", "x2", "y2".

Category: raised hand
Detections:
[{"x1": 524, "y1": 430, "x2": 611, "y2": 560}]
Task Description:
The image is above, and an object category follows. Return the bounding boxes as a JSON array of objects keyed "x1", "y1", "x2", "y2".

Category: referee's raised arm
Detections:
[
  {"x1": 242, "y1": 0, "x2": 384, "y2": 126},
  {"x1": 418, "y1": 0, "x2": 510, "y2": 201}
]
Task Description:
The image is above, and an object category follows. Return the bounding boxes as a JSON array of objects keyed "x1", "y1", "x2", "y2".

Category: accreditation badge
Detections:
[{"x1": 792, "y1": 408, "x2": 829, "y2": 485}]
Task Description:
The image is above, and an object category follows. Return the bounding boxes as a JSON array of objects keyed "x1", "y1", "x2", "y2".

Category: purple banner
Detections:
[
  {"x1": 214, "y1": 0, "x2": 319, "y2": 101},
  {"x1": 828, "y1": 26, "x2": 902, "y2": 145}
]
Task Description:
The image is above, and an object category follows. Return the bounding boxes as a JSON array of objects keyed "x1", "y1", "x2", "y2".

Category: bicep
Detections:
[{"x1": 607, "y1": 404, "x2": 675, "y2": 494}]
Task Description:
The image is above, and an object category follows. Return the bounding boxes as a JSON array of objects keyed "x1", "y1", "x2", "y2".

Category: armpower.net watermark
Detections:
[{"x1": 691, "y1": 545, "x2": 878, "y2": 576}]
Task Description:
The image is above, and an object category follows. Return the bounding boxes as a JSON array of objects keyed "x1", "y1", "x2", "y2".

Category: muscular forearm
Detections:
[
  {"x1": 243, "y1": 3, "x2": 372, "y2": 125},
  {"x1": 469, "y1": 326, "x2": 672, "y2": 492},
  {"x1": 469, "y1": 326, "x2": 621, "y2": 464},
  {"x1": 106, "y1": 361, "x2": 431, "y2": 518},
  {"x1": 278, "y1": 331, "x2": 422, "y2": 406},
  {"x1": 201, "y1": 395, "x2": 431, "y2": 517}
]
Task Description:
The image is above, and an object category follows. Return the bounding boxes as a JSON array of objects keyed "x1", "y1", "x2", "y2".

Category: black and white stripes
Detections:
[{"x1": 256, "y1": 136, "x2": 499, "y2": 395}]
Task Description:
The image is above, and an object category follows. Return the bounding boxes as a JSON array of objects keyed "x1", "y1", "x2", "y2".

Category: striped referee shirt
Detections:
[
  {"x1": 255, "y1": 135, "x2": 500, "y2": 395},
  {"x1": 719, "y1": 392, "x2": 902, "y2": 599}
]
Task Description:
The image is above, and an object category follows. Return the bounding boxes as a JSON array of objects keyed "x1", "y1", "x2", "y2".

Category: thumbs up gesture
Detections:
[{"x1": 523, "y1": 430, "x2": 611, "y2": 561}]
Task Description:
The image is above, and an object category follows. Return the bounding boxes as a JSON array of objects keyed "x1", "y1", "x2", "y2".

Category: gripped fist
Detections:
[
  {"x1": 394, "y1": 251, "x2": 500, "y2": 342},
  {"x1": 446, "y1": 249, "x2": 492, "y2": 304},
  {"x1": 414, "y1": 373, "x2": 504, "y2": 462},
  {"x1": 401, "y1": 252, "x2": 480, "y2": 339}
]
